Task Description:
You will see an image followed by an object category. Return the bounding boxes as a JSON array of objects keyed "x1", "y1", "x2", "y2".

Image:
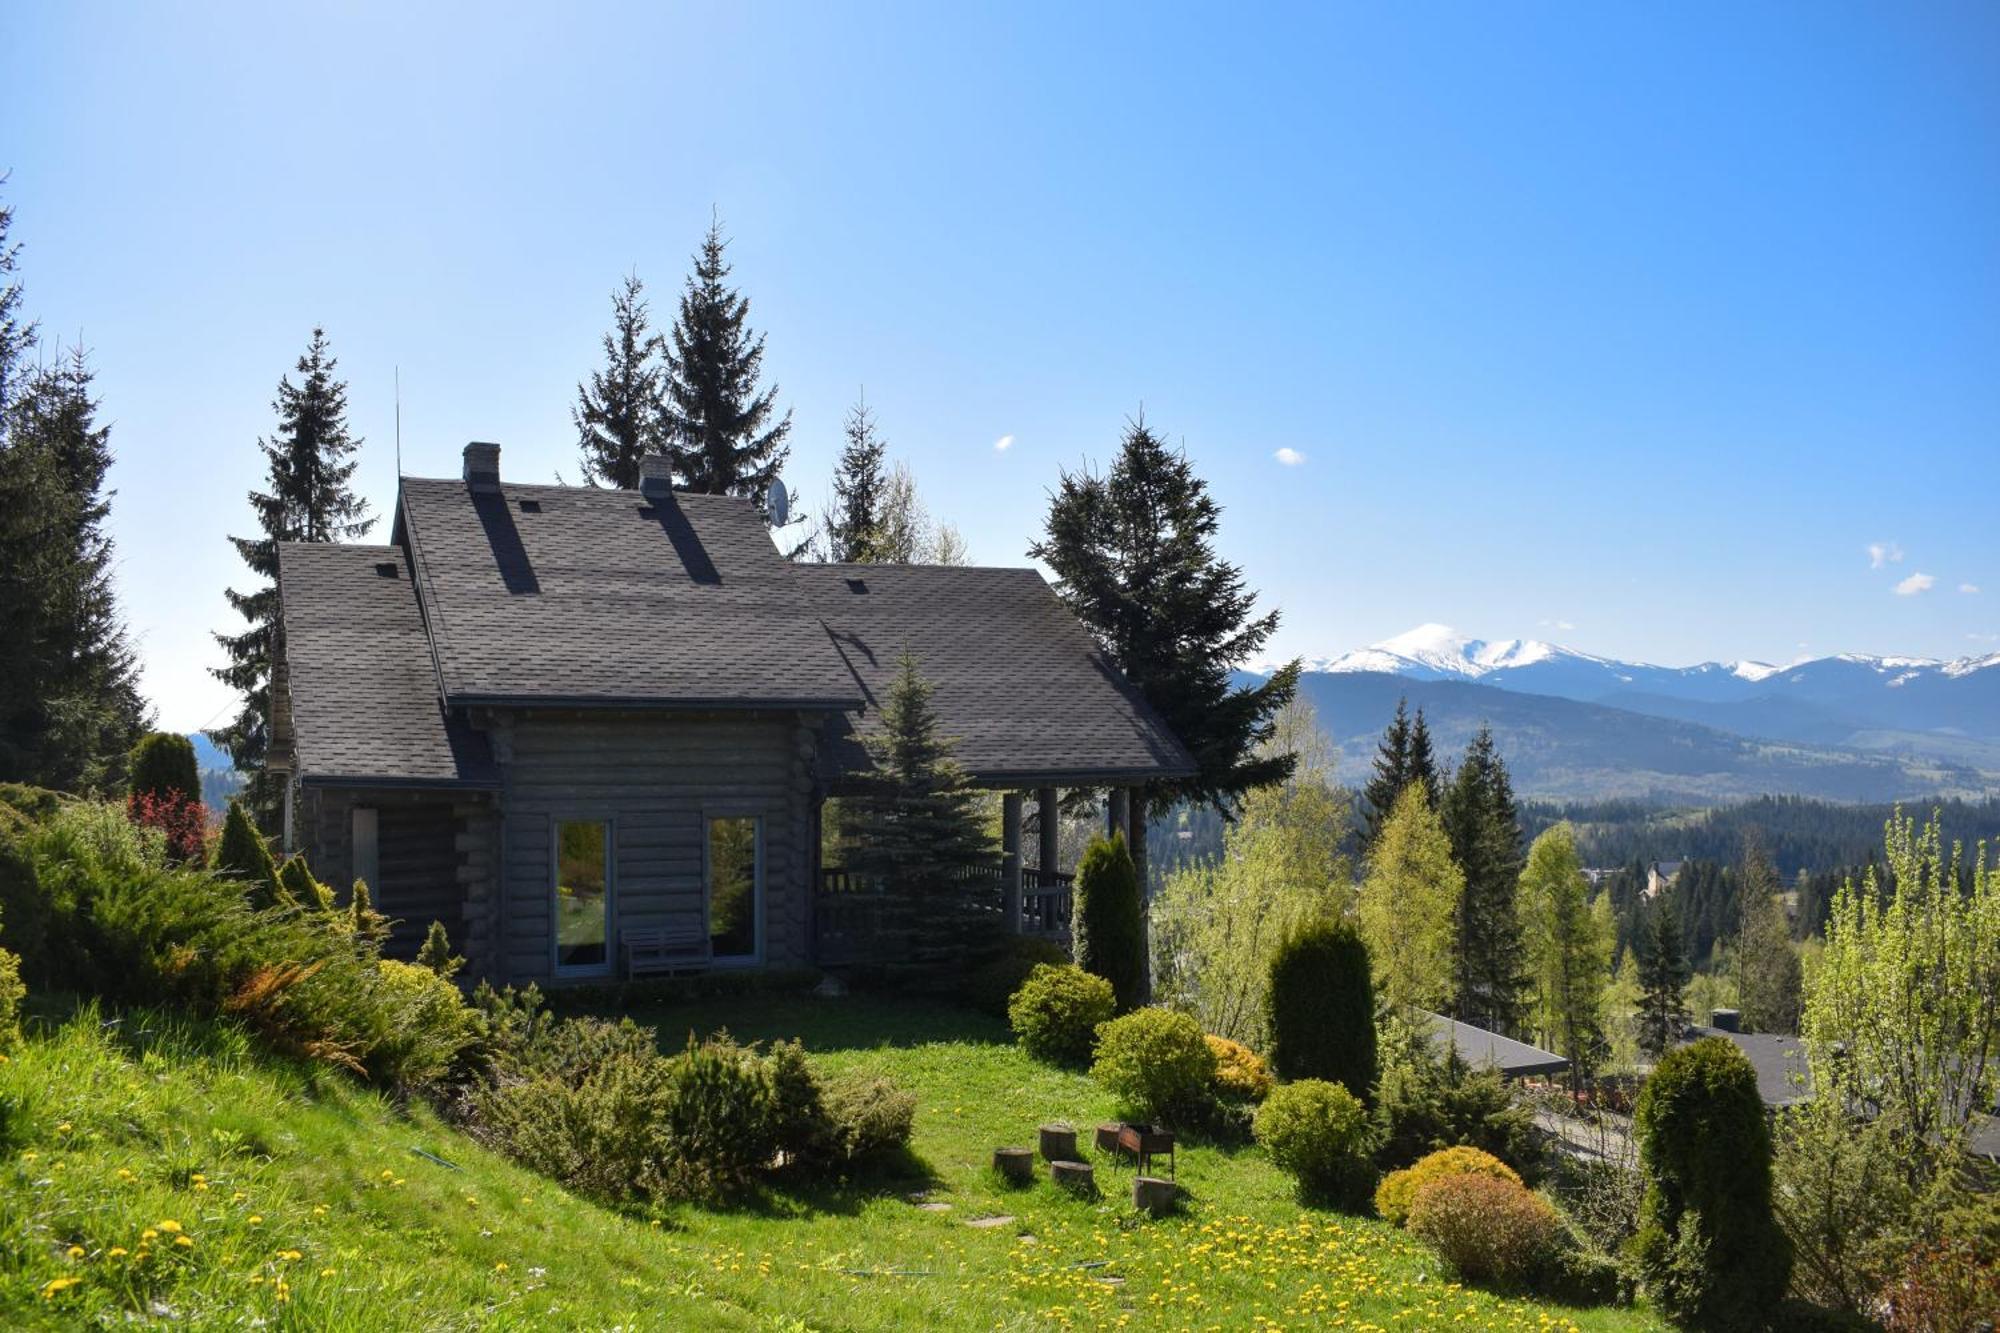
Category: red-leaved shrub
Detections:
[
  {"x1": 1882, "y1": 1239, "x2": 2000, "y2": 1333},
  {"x1": 127, "y1": 790, "x2": 209, "y2": 866},
  {"x1": 1407, "y1": 1171, "x2": 1561, "y2": 1289}
]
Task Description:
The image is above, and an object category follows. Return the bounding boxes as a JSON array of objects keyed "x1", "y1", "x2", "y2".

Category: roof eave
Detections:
[{"x1": 448, "y1": 692, "x2": 866, "y2": 713}]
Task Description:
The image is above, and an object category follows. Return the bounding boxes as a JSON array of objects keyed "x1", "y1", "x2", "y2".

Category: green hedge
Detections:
[
  {"x1": 128, "y1": 732, "x2": 200, "y2": 803},
  {"x1": 1072, "y1": 833, "x2": 1145, "y2": 1010},
  {"x1": 1266, "y1": 918, "x2": 1377, "y2": 1098}
]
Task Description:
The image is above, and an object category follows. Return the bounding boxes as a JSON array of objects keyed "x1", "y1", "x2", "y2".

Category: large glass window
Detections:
[
  {"x1": 555, "y1": 820, "x2": 609, "y2": 971},
  {"x1": 708, "y1": 816, "x2": 760, "y2": 961}
]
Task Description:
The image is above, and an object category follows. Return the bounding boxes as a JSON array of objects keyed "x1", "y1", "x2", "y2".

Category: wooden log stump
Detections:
[
  {"x1": 1133, "y1": 1176, "x2": 1178, "y2": 1216},
  {"x1": 1050, "y1": 1160, "x2": 1096, "y2": 1196},
  {"x1": 1038, "y1": 1124, "x2": 1078, "y2": 1162},
  {"x1": 1094, "y1": 1122, "x2": 1125, "y2": 1155},
  {"x1": 993, "y1": 1148, "x2": 1034, "y2": 1185}
]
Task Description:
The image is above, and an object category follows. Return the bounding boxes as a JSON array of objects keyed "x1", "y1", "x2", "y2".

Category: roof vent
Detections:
[
  {"x1": 463, "y1": 441, "x2": 502, "y2": 493},
  {"x1": 1709, "y1": 1008, "x2": 1741, "y2": 1034},
  {"x1": 373, "y1": 561, "x2": 399, "y2": 578},
  {"x1": 638, "y1": 453, "x2": 675, "y2": 499},
  {"x1": 844, "y1": 577, "x2": 868, "y2": 594}
]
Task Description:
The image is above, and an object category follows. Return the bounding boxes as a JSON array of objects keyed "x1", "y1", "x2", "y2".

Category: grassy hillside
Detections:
[{"x1": 2, "y1": 992, "x2": 1666, "y2": 1331}]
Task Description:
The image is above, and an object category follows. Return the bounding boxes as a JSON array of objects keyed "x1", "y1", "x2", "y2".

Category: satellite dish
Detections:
[{"x1": 767, "y1": 478, "x2": 790, "y2": 528}]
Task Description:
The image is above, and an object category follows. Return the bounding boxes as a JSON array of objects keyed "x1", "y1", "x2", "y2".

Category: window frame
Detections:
[
  {"x1": 703, "y1": 810, "x2": 764, "y2": 968},
  {"x1": 549, "y1": 813, "x2": 615, "y2": 979}
]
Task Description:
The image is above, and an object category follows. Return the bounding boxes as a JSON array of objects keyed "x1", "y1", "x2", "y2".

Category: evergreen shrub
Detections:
[
  {"x1": 1091, "y1": 1006, "x2": 1218, "y2": 1123},
  {"x1": 1008, "y1": 963, "x2": 1115, "y2": 1067},
  {"x1": 1266, "y1": 918, "x2": 1377, "y2": 1097},
  {"x1": 1630, "y1": 1038, "x2": 1792, "y2": 1330},
  {"x1": 0, "y1": 940, "x2": 22, "y2": 1051},
  {"x1": 1253, "y1": 1077, "x2": 1378, "y2": 1206},
  {"x1": 1206, "y1": 1034, "x2": 1274, "y2": 1102},
  {"x1": 1072, "y1": 833, "x2": 1145, "y2": 1010},
  {"x1": 128, "y1": 732, "x2": 200, "y2": 803},
  {"x1": 214, "y1": 800, "x2": 280, "y2": 906},
  {"x1": 1376, "y1": 1145, "x2": 1521, "y2": 1226},
  {"x1": 1407, "y1": 1172, "x2": 1561, "y2": 1289}
]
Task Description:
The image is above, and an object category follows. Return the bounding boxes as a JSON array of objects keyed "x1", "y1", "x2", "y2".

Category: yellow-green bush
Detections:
[
  {"x1": 1408, "y1": 1172, "x2": 1561, "y2": 1289},
  {"x1": 1253, "y1": 1078, "x2": 1378, "y2": 1207},
  {"x1": 1091, "y1": 1006, "x2": 1217, "y2": 1123},
  {"x1": 1008, "y1": 962, "x2": 1115, "y2": 1067},
  {"x1": 1206, "y1": 1033, "x2": 1273, "y2": 1102},
  {"x1": 1377, "y1": 1145, "x2": 1522, "y2": 1225}
]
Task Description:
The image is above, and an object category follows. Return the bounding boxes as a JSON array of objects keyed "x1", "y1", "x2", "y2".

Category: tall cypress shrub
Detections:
[
  {"x1": 1072, "y1": 833, "x2": 1145, "y2": 1011},
  {"x1": 128, "y1": 732, "x2": 200, "y2": 803},
  {"x1": 1266, "y1": 918, "x2": 1378, "y2": 1100},
  {"x1": 1630, "y1": 1038, "x2": 1791, "y2": 1329},
  {"x1": 214, "y1": 799, "x2": 280, "y2": 907}
]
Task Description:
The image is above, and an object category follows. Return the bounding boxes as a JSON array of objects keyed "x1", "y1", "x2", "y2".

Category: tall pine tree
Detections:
[
  {"x1": 661, "y1": 218, "x2": 790, "y2": 503},
  {"x1": 1362, "y1": 698, "x2": 1439, "y2": 844},
  {"x1": 1635, "y1": 900, "x2": 1692, "y2": 1061},
  {"x1": 1442, "y1": 726, "x2": 1529, "y2": 1033},
  {"x1": 1030, "y1": 413, "x2": 1300, "y2": 894},
  {"x1": 0, "y1": 180, "x2": 33, "y2": 423},
  {"x1": 573, "y1": 272, "x2": 667, "y2": 488},
  {"x1": 212, "y1": 328, "x2": 373, "y2": 829},
  {"x1": 0, "y1": 345, "x2": 149, "y2": 789},
  {"x1": 821, "y1": 392, "x2": 889, "y2": 562}
]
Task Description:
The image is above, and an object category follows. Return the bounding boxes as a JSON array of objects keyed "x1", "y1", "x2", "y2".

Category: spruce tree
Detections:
[
  {"x1": 1733, "y1": 838, "x2": 1801, "y2": 1034},
  {"x1": 1442, "y1": 727, "x2": 1529, "y2": 1033},
  {"x1": 1362, "y1": 699, "x2": 1439, "y2": 845},
  {"x1": 416, "y1": 920, "x2": 464, "y2": 978},
  {"x1": 0, "y1": 345, "x2": 149, "y2": 789},
  {"x1": 1030, "y1": 413, "x2": 1300, "y2": 895},
  {"x1": 661, "y1": 218, "x2": 791, "y2": 503},
  {"x1": 215, "y1": 799, "x2": 281, "y2": 906},
  {"x1": 1408, "y1": 707, "x2": 1440, "y2": 806},
  {"x1": 822, "y1": 392, "x2": 889, "y2": 562},
  {"x1": 1635, "y1": 900, "x2": 1692, "y2": 1061},
  {"x1": 212, "y1": 328, "x2": 373, "y2": 829},
  {"x1": 573, "y1": 272, "x2": 667, "y2": 488},
  {"x1": 0, "y1": 180, "x2": 34, "y2": 424},
  {"x1": 837, "y1": 652, "x2": 995, "y2": 971}
]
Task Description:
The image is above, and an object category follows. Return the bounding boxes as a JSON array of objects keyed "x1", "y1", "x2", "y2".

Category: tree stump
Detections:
[
  {"x1": 1133, "y1": 1176, "x2": 1178, "y2": 1216},
  {"x1": 1050, "y1": 1160, "x2": 1096, "y2": 1196},
  {"x1": 1094, "y1": 1122, "x2": 1125, "y2": 1155},
  {"x1": 1038, "y1": 1124, "x2": 1078, "y2": 1162},
  {"x1": 993, "y1": 1148, "x2": 1034, "y2": 1185}
]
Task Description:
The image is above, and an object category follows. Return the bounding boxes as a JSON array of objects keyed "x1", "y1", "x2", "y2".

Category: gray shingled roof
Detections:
[
  {"x1": 396, "y1": 477, "x2": 862, "y2": 709},
  {"x1": 276, "y1": 543, "x2": 496, "y2": 787},
  {"x1": 1685, "y1": 1027, "x2": 1812, "y2": 1107},
  {"x1": 799, "y1": 563, "x2": 1197, "y2": 785},
  {"x1": 1423, "y1": 1011, "x2": 1572, "y2": 1079}
]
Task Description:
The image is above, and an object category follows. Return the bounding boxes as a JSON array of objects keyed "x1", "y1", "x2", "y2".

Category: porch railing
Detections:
[{"x1": 813, "y1": 864, "x2": 1075, "y2": 966}]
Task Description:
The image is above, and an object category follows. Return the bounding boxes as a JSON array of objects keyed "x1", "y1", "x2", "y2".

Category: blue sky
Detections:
[{"x1": 4, "y1": 2, "x2": 1997, "y2": 729}]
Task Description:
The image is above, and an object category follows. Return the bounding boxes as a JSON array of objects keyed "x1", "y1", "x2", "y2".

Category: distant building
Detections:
[{"x1": 1643, "y1": 859, "x2": 1684, "y2": 901}]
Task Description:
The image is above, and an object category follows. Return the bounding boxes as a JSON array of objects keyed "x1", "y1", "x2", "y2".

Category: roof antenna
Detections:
[{"x1": 394, "y1": 365, "x2": 403, "y2": 476}]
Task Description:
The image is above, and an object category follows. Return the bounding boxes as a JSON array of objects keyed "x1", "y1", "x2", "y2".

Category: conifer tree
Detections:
[
  {"x1": 822, "y1": 392, "x2": 889, "y2": 562},
  {"x1": 1635, "y1": 900, "x2": 1692, "y2": 1061},
  {"x1": 0, "y1": 345, "x2": 149, "y2": 789},
  {"x1": 573, "y1": 272, "x2": 667, "y2": 488},
  {"x1": 215, "y1": 799, "x2": 282, "y2": 906},
  {"x1": 661, "y1": 218, "x2": 791, "y2": 503},
  {"x1": 1734, "y1": 837, "x2": 1801, "y2": 1034},
  {"x1": 1357, "y1": 783, "x2": 1463, "y2": 1010},
  {"x1": 1030, "y1": 414, "x2": 1299, "y2": 896},
  {"x1": 416, "y1": 920, "x2": 464, "y2": 978},
  {"x1": 212, "y1": 328, "x2": 373, "y2": 829},
  {"x1": 1362, "y1": 699, "x2": 1440, "y2": 845},
  {"x1": 838, "y1": 652, "x2": 994, "y2": 970},
  {"x1": 349, "y1": 877, "x2": 390, "y2": 945},
  {"x1": 1442, "y1": 726, "x2": 1529, "y2": 1033},
  {"x1": 0, "y1": 180, "x2": 33, "y2": 424}
]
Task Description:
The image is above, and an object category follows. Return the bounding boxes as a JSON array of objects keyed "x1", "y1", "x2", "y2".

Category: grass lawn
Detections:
[{"x1": 0, "y1": 990, "x2": 1666, "y2": 1331}]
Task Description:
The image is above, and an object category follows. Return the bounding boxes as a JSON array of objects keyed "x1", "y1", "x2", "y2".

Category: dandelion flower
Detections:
[
  {"x1": 320, "y1": 1267, "x2": 336, "y2": 1277},
  {"x1": 248, "y1": 1215, "x2": 264, "y2": 1226},
  {"x1": 108, "y1": 1248, "x2": 127, "y2": 1259},
  {"x1": 494, "y1": 1261, "x2": 509, "y2": 1273},
  {"x1": 155, "y1": 1220, "x2": 182, "y2": 1234},
  {"x1": 277, "y1": 1249, "x2": 302, "y2": 1262},
  {"x1": 174, "y1": 1235, "x2": 193, "y2": 1249},
  {"x1": 39, "y1": 1276, "x2": 82, "y2": 1299},
  {"x1": 56, "y1": 1122, "x2": 72, "y2": 1134},
  {"x1": 66, "y1": 1245, "x2": 84, "y2": 1259}
]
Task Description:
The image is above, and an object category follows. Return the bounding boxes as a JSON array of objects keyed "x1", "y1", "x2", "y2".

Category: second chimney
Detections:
[{"x1": 464, "y1": 441, "x2": 502, "y2": 492}]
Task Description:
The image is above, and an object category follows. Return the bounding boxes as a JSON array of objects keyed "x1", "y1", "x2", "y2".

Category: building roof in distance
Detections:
[{"x1": 1423, "y1": 1011, "x2": 1572, "y2": 1080}]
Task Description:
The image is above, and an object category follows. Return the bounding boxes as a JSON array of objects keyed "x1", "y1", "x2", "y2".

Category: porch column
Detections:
[
  {"x1": 1036, "y1": 786, "x2": 1059, "y2": 872},
  {"x1": 1001, "y1": 791, "x2": 1024, "y2": 935},
  {"x1": 1106, "y1": 786, "x2": 1130, "y2": 841}
]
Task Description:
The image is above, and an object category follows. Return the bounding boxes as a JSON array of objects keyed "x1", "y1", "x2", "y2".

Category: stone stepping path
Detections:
[{"x1": 964, "y1": 1214, "x2": 1015, "y2": 1229}]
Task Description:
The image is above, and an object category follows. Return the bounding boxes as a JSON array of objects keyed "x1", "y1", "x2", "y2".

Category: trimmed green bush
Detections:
[
  {"x1": 820, "y1": 1069, "x2": 917, "y2": 1165},
  {"x1": 1408, "y1": 1172, "x2": 1562, "y2": 1289},
  {"x1": 214, "y1": 800, "x2": 280, "y2": 906},
  {"x1": 1091, "y1": 1006, "x2": 1218, "y2": 1124},
  {"x1": 277, "y1": 854, "x2": 334, "y2": 910},
  {"x1": 1376, "y1": 1145, "x2": 1522, "y2": 1226},
  {"x1": 1266, "y1": 918, "x2": 1377, "y2": 1098},
  {"x1": 1072, "y1": 833, "x2": 1145, "y2": 1010},
  {"x1": 962, "y1": 934, "x2": 1071, "y2": 1017},
  {"x1": 1008, "y1": 962, "x2": 1115, "y2": 1067},
  {"x1": 1630, "y1": 1037, "x2": 1792, "y2": 1330},
  {"x1": 651, "y1": 1035, "x2": 779, "y2": 1202},
  {"x1": 1253, "y1": 1078, "x2": 1378, "y2": 1207},
  {"x1": 128, "y1": 732, "x2": 200, "y2": 803}
]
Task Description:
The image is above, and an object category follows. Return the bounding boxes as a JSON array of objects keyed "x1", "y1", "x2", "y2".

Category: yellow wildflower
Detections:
[
  {"x1": 56, "y1": 1122, "x2": 72, "y2": 1134},
  {"x1": 40, "y1": 1276, "x2": 82, "y2": 1299},
  {"x1": 174, "y1": 1235, "x2": 193, "y2": 1248},
  {"x1": 66, "y1": 1245, "x2": 84, "y2": 1258},
  {"x1": 141, "y1": 1229, "x2": 158, "y2": 1242},
  {"x1": 320, "y1": 1267, "x2": 336, "y2": 1277},
  {"x1": 108, "y1": 1247, "x2": 127, "y2": 1259},
  {"x1": 155, "y1": 1220, "x2": 182, "y2": 1234},
  {"x1": 248, "y1": 1215, "x2": 264, "y2": 1225},
  {"x1": 277, "y1": 1249, "x2": 302, "y2": 1262},
  {"x1": 494, "y1": 1261, "x2": 509, "y2": 1273}
]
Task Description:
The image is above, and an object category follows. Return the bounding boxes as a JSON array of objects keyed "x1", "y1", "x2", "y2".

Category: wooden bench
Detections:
[{"x1": 621, "y1": 924, "x2": 710, "y2": 978}]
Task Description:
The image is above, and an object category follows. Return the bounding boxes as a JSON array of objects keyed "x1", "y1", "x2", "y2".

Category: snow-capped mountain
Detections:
[{"x1": 1274, "y1": 625, "x2": 2000, "y2": 767}]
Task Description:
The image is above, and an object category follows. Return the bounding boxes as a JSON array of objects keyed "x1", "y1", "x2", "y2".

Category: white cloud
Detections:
[
  {"x1": 993, "y1": 434, "x2": 1014, "y2": 453},
  {"x1": 1537, "y1": 618, "x2": 1576, "y2": 631},
  {"x1": 1273, "y1": 447, "x2": 1305, "y2": 466},
  {"x1": 1960, "y1": 583, "x2": 1981, "y2": 595},
  {"x1": 1894, "y1": 572, "x2": 1936, "y2": 596},
  {"x1": 1867, "y1": 541, "x2": 1905, "y2": 569}
]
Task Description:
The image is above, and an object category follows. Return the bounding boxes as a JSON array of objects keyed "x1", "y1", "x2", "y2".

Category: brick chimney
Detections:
[
  {"x1": 463, "y1": 441, "x2": 501, "y2": 493},
  {"x1": 638, "y1": 453, "x2": 674, "y2": 499}
]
